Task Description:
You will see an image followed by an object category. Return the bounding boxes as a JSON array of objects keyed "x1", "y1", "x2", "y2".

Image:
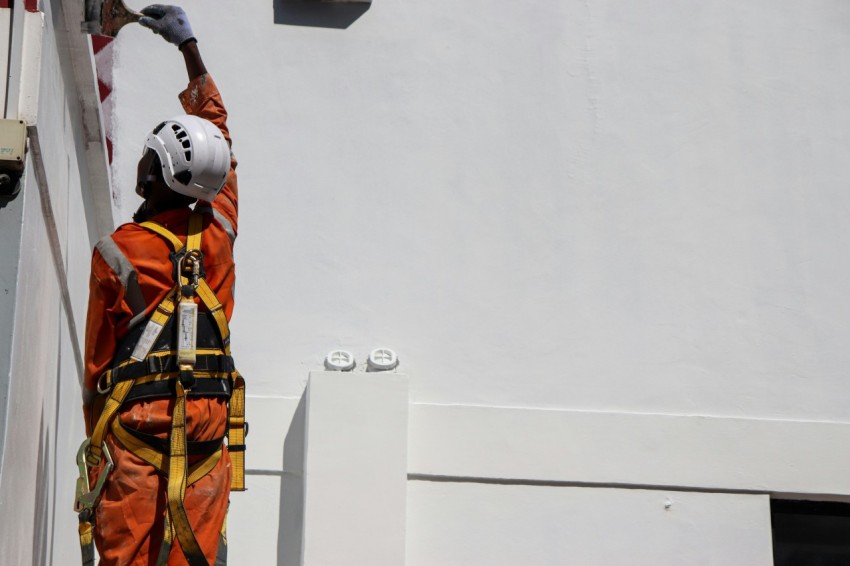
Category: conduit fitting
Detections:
[
  {"x1": 324, "y1": 350, "x2": 356, "y2": 371},
  {"x1": 0, "y1": 120, "x2": 27, "y2": 206},
  {"x1": 367, "y1": 348, "x2": 399, "y2": 372}
]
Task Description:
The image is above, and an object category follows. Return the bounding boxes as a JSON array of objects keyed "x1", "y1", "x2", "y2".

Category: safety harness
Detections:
[{"x1": 75, "y1": 212, "x2": 246, "y2": 566}]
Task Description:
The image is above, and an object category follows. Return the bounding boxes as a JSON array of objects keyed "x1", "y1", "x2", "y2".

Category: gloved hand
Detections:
[{"x1": 139, "y1": 5, "x2": 195, "y2": 47}]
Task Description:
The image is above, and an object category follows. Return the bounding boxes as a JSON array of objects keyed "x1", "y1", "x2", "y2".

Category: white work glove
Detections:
[{"x1": 139, "y1": 5, "x2": 195, "y2": 47}]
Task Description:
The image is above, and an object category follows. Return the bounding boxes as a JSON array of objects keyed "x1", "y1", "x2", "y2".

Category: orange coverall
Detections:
[{"x1": 83, "y1": 73, "x2": 238, "y2": 565}]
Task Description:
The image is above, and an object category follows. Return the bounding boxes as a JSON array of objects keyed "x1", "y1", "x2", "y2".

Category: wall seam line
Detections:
[
  {"x1": 407, "y1": 473, "x2": 770, "y2": 496},
  {"x1": 27, "y1": 126, "x2": 84, "y2": 384}
]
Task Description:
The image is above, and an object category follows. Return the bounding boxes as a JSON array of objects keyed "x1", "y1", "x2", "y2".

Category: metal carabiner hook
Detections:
[
  {"x1": 74, "y1": 439, "x2": 114, "y2": 513},
  {"x1": 179, "y1": 249, "x2": 203, "y2": 289}
]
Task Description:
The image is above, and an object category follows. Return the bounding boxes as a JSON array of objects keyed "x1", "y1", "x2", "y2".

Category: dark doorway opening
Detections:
[{"x1": 772, "y1": 499, "x2": 850, "y2": 565}]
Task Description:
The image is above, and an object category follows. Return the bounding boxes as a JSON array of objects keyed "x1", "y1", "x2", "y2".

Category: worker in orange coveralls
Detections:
[{"x1": 79, "y1": 5, "x2": 244, "y2": 565}]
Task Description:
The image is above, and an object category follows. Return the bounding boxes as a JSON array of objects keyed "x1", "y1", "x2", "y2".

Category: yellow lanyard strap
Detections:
[{"x1": 228, "y1": 374, "x2": 246, "y2": 491}]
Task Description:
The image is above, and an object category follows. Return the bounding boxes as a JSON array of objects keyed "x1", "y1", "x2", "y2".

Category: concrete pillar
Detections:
[{"x1": 285, "y1": 371, "x2": 409, "y2": 566}]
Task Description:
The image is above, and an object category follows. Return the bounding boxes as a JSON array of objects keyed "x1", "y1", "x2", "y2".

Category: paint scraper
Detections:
[{"x1": 82, "y1": 0, "x2": 142, "y2": 37}]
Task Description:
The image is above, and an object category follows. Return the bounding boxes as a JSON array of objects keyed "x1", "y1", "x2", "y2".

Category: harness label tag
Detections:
[
  {"x1": 131, "y1": 321, "x2": 164, "y2": 362},
  {"x1": 178, "y1": 300, "x2": 198, "y2": 365}
]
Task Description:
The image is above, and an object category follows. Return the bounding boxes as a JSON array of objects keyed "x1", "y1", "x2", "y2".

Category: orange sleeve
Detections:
[
  {"x1": 82, "y1": 248, "x2": 130, "y2": 433},
  {"x1": 179, "y1": 73, "x2": 239, "y2": 239}
]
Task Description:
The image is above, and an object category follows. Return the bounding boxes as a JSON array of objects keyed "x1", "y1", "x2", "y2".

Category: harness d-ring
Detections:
[{"x1": 96, "y1": 372, "x2": 111, "y2": 395}]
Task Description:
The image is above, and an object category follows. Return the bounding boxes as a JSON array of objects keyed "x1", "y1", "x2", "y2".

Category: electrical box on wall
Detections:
[{"x1": 0, "y1": 119, "x2": 27, "y2": 206}]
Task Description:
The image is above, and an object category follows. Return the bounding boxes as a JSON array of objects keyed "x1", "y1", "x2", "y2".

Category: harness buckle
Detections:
[
  {"x1": 146, "y1": 355, "x2": 169, "y2": 375},
  {"x1": 74, "y1": 438, "x2": 114, "y2": 513},
  {"x1": 179, "y1": 366, "x2": 196, "y2": 391}
]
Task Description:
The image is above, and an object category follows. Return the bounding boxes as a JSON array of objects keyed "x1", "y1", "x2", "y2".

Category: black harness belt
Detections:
[
  {"x1": 123, "y1": 423, "x2": 226, "y2": 457},
  {"x1": 107, "y1": 353, "x2": 236, "y2": 385},
  {"x1": 125, "y1": 376, "x2": 232, "y2": 403}
]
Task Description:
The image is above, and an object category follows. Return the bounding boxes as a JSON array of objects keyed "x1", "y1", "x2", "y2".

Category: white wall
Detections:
[
  {"x1": 406, "y1": 484, "x2": 773, "y2": 566},
  {"x1": 0, "y1": 1, "x2": 111, "y2": 563},
  {"x1": 110, "y1": 0, "x2": 850, "y2": 421}
]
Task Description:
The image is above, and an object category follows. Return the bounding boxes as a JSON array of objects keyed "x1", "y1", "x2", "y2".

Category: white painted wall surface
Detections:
[
  {"x1": 299, "y1": 372, "x2": 408, "y2": 565},
  {"x1": 0, "y1": 149, "x2": 63, "y2": 565},
  {"x1": 0, "y1": 1, "x2": 111, "y2": 563},
  {"x1": 110, "y1": 0, "x2": 850, "y2": 422},
  {"x1": 406, "y1": 483, "x2": 773, "y2": 565}
]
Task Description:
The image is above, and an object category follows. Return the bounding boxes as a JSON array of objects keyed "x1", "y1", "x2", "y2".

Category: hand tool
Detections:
[{"x1": 82, "y1": 0, "x2": 142, "y2": 37}]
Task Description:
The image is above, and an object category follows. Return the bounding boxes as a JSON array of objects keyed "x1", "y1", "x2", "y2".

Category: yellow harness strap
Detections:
[
  {"x1": 86, "y1": 379, "x2": 136, "y2": 466},
  {"x1": 143, "y1": 215, "x2": 231, "y2": 354},
  {"x1": 140, "y1": 218, "x2": 184, "y2": 251},
  {"x1": 196, "y1": 279, "x2": 231, "y2": 354},
  {"x1": 109, "y1": 418, "x2": 222, "y2": 484},
  {"x1": 144, "y1": 214, "x2": 244, "y2": 490},
  {"x1": 166, "y1": 380, "x2": 207, "y2": 565},
  {"x1": 142, "y1": 214, "x2": 213, "y2": 566}
]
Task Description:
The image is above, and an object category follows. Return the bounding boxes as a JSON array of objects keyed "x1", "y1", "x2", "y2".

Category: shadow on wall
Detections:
[
  {"x1": 273, "y1": 0, "x2": 370, "y2": 29},
  {"x1": 277, "y1": 394, "x2": 307, "y2": 565},
  {"x1": 32, "y1": 411, "x2": 51, "y2": 565}
]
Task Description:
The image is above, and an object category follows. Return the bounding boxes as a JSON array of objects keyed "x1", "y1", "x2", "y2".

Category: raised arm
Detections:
[{"x1": 179, "y1": 40, "x2": 207, "y2": 81}]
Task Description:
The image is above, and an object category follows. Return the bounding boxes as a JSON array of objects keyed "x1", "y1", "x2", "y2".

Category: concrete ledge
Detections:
[
  {"x1": 408, "y1": 404, "x2": 850, "y2": 497},
  {"x1": 267, "y1": 372, "x2": 409, "y2": 565},
  {"x1": 246, "y1": 394, "x2": 850, "y2": 498}
]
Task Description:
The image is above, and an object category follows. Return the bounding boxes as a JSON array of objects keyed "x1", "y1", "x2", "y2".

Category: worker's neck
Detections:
[{"x1": 133, "y1": 200, "x2": 189, "y2": 223}]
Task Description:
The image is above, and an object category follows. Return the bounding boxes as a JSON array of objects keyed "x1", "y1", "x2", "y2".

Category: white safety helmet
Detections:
[{"x1": 142, "y1": 115, "x2": 230, "y2": 201}]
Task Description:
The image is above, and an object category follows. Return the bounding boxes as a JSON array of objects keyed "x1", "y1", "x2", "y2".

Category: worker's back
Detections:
[{"x1": 111, "y1": 207, "x2": 237, "y2": 331}]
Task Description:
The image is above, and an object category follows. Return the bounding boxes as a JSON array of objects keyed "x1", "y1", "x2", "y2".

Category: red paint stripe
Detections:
[
  {"x1": 97, "y1": 79, "x2": 111, "y2": 102},
  {"x1": 0, "y1": 1, "x2": 11, "y2": 9},
  {"x1": 91, "y1": 33, "x2": 115, "y2": 165},
  {"x1": 24, "y1": 0, "x2": 37, "y2": 12},
  {"x1": 92, "y1": 36, "x2": 113, "y2": 55}
]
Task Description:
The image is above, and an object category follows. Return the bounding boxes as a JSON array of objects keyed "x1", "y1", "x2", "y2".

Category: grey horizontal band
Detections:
[{"x1": 95, "y1": 236, "x2": 147, "y2": 316}]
